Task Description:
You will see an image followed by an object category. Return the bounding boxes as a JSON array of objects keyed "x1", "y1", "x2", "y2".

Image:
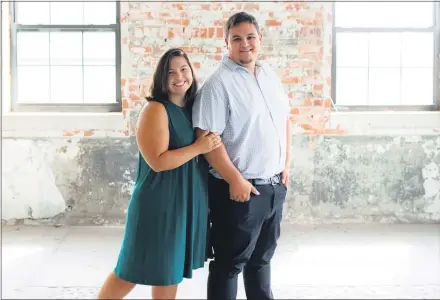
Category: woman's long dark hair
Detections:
[{"x1": 146, "y1": 48, "x2": 198, "y2": 107}]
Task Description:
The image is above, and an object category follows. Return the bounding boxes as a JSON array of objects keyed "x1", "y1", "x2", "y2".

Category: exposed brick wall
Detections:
[{"x1": 120, "y1": 1, "x2": 341, "y2": 136}]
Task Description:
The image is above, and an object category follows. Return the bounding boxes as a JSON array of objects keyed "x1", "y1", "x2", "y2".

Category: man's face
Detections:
[{"x1": 225, "y1": 22, "x2": 262, "y2": 68}]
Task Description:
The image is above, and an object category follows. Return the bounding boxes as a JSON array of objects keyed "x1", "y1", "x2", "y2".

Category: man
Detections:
[{"x1": 192, "y1": 11, "x2": 291, "y2": 300}]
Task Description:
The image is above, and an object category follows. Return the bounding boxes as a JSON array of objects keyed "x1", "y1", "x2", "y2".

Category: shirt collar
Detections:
[{"x1": 221, "y1": 55, "x2": 263, "y2": 73}]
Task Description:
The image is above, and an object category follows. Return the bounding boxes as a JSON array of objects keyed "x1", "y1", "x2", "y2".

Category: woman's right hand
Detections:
[{"x1": 195, "y1": 131, "x2": 222, "y2": 154}]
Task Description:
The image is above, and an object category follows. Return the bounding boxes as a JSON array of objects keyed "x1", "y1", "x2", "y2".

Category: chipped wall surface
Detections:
[
  {"x1": 2, "y1": 134, "x2": 439, "y2": 225},
  {"x1": 286, "y1": 135, "x2": 440, "y2": 224},
  {"x1": 2, "y1": 2, "x2": 440, "y2": 225},
  {"x1": 2, "y1": 138, "x2": 138, "y2": 225}
]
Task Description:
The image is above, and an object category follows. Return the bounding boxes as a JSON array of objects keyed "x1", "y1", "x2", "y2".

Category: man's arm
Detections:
[
  {"x1": 195, "y1": 129, "x2": 242, "y2": 183},
  {"x1": 195, "y1": 128, "x2": 259, "y2": 201},
  {"x1": 282, "y1": 118, "x2": 292, "y2": 186}
]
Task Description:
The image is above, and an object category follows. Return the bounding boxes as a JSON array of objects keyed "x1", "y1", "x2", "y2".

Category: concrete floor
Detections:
[{"x1": 2, "y1": 224, "x2": 440, "y2": 299}]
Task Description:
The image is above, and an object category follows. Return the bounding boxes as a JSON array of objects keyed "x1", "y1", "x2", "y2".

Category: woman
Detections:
[{"x1": 98, "y1": 48, "x2": 221, "y2": 299}]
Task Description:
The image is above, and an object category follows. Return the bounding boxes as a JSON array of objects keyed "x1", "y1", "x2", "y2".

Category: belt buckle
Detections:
[{"x1": 270, "y1": 174, "x2": 279, "y2": 185}]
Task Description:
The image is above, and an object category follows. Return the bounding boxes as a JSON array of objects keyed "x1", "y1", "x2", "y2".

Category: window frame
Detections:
[
  {"x1": 9, "y1": 1, "x2": 122, "y2": 113},
  {"x1": 331, "y1": 2, "x2": 440, "y2": 111}
]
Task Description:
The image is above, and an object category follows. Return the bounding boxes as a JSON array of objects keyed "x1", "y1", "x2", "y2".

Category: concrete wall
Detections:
[
  {"x1": 2, "y1": 2, "x2": 440, "y2": 225},
  {"x1": 2, "y1": 132, "x2": 440, "y2": 226}
]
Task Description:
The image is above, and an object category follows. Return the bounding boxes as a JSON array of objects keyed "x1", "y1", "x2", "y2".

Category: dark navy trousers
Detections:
[{"x1": 206, "y1": 174, "x2": 287, "y2": 300}]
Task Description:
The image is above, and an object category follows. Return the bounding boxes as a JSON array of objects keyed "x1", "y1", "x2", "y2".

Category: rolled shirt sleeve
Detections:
[{"x1": 192, "y1": 77, "x2": 229, "y2": 135}]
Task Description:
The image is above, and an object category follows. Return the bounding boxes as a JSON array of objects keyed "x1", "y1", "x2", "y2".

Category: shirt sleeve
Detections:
[{"x1": 192, "y1": 77, "x2": 229, "y2": 134}]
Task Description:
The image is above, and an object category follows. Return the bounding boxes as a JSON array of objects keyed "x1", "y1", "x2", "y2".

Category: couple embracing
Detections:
[{"x1": 98, "y1": 11, "x2": 291, "y2": 300}]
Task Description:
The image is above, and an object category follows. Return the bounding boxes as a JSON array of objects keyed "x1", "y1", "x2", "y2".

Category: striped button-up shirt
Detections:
[{"x1": 192, "y1": 56, "x2": 290, "y2": 180}]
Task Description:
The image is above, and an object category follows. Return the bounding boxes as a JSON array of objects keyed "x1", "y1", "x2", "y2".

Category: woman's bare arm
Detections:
[{"x1": 136, "y1": 102, "x2": 201, "y2": 172}]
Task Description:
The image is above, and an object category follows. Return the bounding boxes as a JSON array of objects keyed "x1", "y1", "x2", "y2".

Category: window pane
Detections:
[
  {"x1": 84, "y1": 66, "x2": 116, "y2": 104},
  {"x1": 402, "y1": 33, "x2": 433, "y2": 68},
  {"x1": 50, "y1": 67, "x2": 83, "y2": 103},
  {"x1": 369, "y1": 33, "x2": 401, "y2": 68},
  {"x1": 50, "y1": 32, "x2": 82, "y2": 66},
  {"x1": 368, "y1": 68, "x2": 400, "y2": 106},
  {"x1": 17, "y1": 32, "x2": 49, "y2": 65},
  {"x1": 335, "y1": 2, "x2": 433, "y2": 28},
  {"x1": 84, "y1": 2, "x2": 116, "y2": 25},
  {"x1": 401, "y1": 68, "x2": 433, "y2": 105},
  {"x1": 17, "y1": 66, "x2": 50, "y2": 103},
  {"x1": 336, "y1": 68, "x2": 368, "y2": 105},
  {"x1": 50, "y1": 2, "x2": 83, "y2": 25},
  {"x1": 16, "y1": 2, "x2": 50, "y2": 25},
  {"x1": 336, "y1": 33, "x2": 368, "y2": 67},
  {"x1": 83, "y1": 32, "x2": 115, "y2": 66}
]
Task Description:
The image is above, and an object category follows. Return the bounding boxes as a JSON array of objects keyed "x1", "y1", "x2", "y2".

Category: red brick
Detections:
[
  {"x1": 282, "y1": 77, "x2": 300, "y2": 84},
  {"x1": 129, "y1": 93, "x2": 140, "y2": 101},
  {"x1": 84, "y1": 130, "x2": 94, "y2": 137},
  {"x1": 208, "y1": 28, "x2": 216, "y2": 38},
  {"x1": 314, "y1": 99, "x2": 322, "y2": 106},
  {"x1": 200, "y1": 28, "x2": 208, "y2": 38},
  {"x1": 266, "y1": 20, "x2": 282, "y2": 27},
  {"x1": 244, "y1": 3, "x2": 260, "y2": 11},
  {"x1": 211, "y1": 4, "x2": 223, "y2": 10},
  {"x1": 324, "y1": 98, "x2": 333, "y2": 108},
  {"x1": 121, "y1": 2, "x2": 335, "y2": 137},
  {"x1": 290, "y1": 108, "x2": 300, "y2": 115},
  {"x1": 172, "y1": 3, "x2": 184, "y2": 10},
  {"x1": 213, "y1": 20, "x2": 225, "y2": 26},
  {"x1": 122, "y1": 98, "x2": 129, "y2": 109},
  {"x1": 303, "y1": 98, "x2": 313, "y2": 106}
]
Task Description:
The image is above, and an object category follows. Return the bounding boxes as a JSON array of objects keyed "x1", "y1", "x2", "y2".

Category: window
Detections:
[
  {"x1": 332, "y1": 2, "x2": 439, "y2": 110},
  {"x1": 10, "y1": 1, "x2": 121, "y2": 112}
]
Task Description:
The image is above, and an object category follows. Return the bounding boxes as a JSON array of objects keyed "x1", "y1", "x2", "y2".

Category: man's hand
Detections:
[
  {"x1": 281, "y1": 167, "x2": 290, "y2": 188},
  {"x1": 229, "y1": 177, "x2": 260, "y2": 202}
]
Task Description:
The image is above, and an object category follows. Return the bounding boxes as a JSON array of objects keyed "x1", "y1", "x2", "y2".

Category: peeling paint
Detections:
[
  {"x1": 285, "y1": 135, "x2": 440, "y2": 224},
  {"x1": 2, "y1": 140, "x2": 66, "y2": 219},
  {"x1": 2, "y1": 135, "x2": 439, "y2": 225}
]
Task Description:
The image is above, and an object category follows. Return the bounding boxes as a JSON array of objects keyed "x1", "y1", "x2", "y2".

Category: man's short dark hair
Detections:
[{"x1": 225, "y1": 12, "x2": 260, "y2": 39}]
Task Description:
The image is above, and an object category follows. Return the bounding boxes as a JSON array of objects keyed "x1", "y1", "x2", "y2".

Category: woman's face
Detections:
[{"x1": 167, "y1": 56, "x2": 193, "y2": 97}]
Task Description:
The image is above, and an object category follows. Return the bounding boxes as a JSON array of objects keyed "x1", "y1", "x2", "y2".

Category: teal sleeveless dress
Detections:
[{"x1": 114, "y1": 101, "x2": 210, "y2": 286}]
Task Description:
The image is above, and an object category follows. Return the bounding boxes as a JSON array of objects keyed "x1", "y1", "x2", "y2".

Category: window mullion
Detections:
[
  {"x1": 81, "y1": 0, "x2": 84, "y2": 104},
  {"x1": 48, "y1": 2, "x2": 51, "y2": 104},
  {"x1": 335, "y1": 27, "x2": 435, "y2": 33},
  {"x1": 399, "y1": 33, "x2": 403, "y2": 105},
  {"x1": 15, "y1": 25, "x2": 116, "y2": 33},
  {"x1": 367, "y1": 33, "x2": 370, "y2": 106}
]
